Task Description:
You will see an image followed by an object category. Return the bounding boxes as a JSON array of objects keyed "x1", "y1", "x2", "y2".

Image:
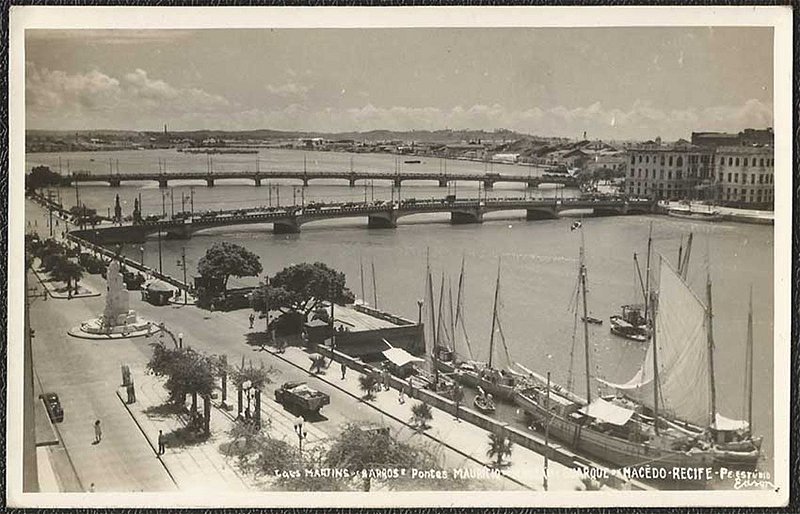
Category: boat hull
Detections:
[{"x1": 515, "y1": 388, "x2": 759, "y2": 476}]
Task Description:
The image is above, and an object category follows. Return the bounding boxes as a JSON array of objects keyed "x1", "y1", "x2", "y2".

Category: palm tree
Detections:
[
  {"x1": 50, "y1": 259, "x2": 83, "y2": 299},
  {"x1": 358, "y1": 374, "x2": 379, "y2": 400},
  {"x1": 486, "y1": 432, "x2": 513, "y2": 470},
  {"x1": 410, "y1": 402, "x2": 433, "y2": 431}
]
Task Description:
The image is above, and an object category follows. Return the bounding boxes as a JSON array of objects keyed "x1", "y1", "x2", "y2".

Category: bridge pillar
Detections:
[
  {"x1": 526, "y1": 209, "x2": 558, "y2": 220},
  {"x1": 303, "y1": 177, "x2": 309, "y2": 187},
  {"x1": 254, "y1": 177, "x2": 262, "y2": 187},
  {"x1": 527, "y1": 180, "x2": 538, "y2": 189},
  {"x1": 483, "y1": 180, "x2": 494, "y2": 189},
  {"x1": 206, "y1": 178, "x2": 215, "y2": 187},
  {"x1": 158, "y1": 178, "x2": 169, "y2": 189},
  {"x1": 273, "y1": 218, "x2": 301, "y2": 234},
  {"x1": 367, "y1": 210, "x2": 398, "y2": 229},
  {"x1": 349, "y1": 178, "x2": 357, "y2": 187},
  {"x1": 438, "y1": 179, "x2": 448, "y2": 187},
  {"x1": 109, "y1": 178, "x2": 121, "y2": 187},
  {"x1": 394, "y1": 177, "x2": 402, "y2": 188},
  {"x1": 164, "y1": 226, "x2": 191, "y2": 240},
  {"x1": 451, "y1": 208, "x2": 483, "y2": 225}
]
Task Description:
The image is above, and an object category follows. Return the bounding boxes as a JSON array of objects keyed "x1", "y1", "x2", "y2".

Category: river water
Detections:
[{"x1": 26, "y1": 148, "x2": 775, "y2": 477}]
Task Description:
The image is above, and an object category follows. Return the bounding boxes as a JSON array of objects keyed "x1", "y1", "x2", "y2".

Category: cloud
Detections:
[
  {"x1": 265, "y1": 82, "x2": 309, "y2": 97},
  {"x1": 25, "y1": 62, "x2": 773, "y2": 138},
  {"x1": 26, "y1": 63, "x2": 230, "y2": 127}
]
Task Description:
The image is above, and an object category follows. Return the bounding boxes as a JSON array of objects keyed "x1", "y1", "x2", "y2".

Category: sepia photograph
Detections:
[{"x1": 6, "y1": 6, "x2": 792, "y2": 508}]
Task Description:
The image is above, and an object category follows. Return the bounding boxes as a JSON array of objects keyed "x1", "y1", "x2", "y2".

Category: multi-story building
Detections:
[
  {"x1": 624, "y1": 142, "x2": 715, "y2": 200},
  {"x1": 714, "y1": 146, "x2": 774, "y2": 208}
]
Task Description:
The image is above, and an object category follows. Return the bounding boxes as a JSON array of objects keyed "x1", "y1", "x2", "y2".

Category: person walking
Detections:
[
  {"x1": 398, "y1": 386, "x2": 405, "y2": 405},
  {"x1": 249, "y1": 312, "x2": 255, "y2": 329},
  {"x1": 93, "y1": 420, "x2": 102, "y2": 444},
  {"x1": 157, "y1": 430, "x2": 165, "y2": 455},
  {"x1": 340, "y1": 361, "x2": 347, "y2": 380}
]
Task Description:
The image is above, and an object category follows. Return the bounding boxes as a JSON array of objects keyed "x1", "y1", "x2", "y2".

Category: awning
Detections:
[
  {"x1": 382, "y1": 348, "x2": 425, "y2": 368},
  {"x1": 579, "y1": 398, "x2": 635, "y2": 426},
  {"x1": 714, "y1": 413, "x2": 749, "y2": 432}
]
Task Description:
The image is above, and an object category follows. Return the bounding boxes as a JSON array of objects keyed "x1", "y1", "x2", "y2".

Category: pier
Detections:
[
  {"x1": 70, "y1": 197, "x2": 656, "y2": 243},
  {"x1": 65, "y1": 169, "x2": 579, "y2": 189}
]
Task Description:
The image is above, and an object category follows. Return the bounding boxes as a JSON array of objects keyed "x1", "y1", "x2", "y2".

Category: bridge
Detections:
[
  {"x1": 71, "y1": 197, "x2": 656, "y2": 243},
  {"x1": 66, "y1": 169, "x2": 579, "y2": 189}
]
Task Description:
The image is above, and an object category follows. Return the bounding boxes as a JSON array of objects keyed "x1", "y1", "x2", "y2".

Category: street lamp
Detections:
[
  {"x1": 294, "y1": 417, "x2": 308, "y2": 454},
  {"x1": 139, "y1": 246, "x2": 145, "y2": 267},
  {"x1": 178, "y1": 332, "x2": 183, "y2": 349}
]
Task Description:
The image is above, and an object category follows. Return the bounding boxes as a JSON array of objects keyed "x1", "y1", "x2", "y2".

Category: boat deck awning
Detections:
[
  {"x1": 382, "y1": 348, "x2": 425, "y2": 368},
  {"x1": 579, "y1": 398, "x2": 635, "y2": 426},
  {"x1": 714, "y1": 413, "x2": 749, "y2": 432}
]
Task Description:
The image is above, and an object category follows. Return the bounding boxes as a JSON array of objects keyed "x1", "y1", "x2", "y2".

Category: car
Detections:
[{"x1": 39, "y1": 392, "x2": 64, "y2": 423}]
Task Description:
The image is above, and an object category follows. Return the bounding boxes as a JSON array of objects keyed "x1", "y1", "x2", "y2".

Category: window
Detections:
[
  {"x1": 734, "y1": 173, "x2": 739, "y2": 183},
  {"x1": 759, "y1": 174, "x2": 763, "y2": 184},
  {"x1": 734, "y1": 188, "x2": 738, "y2": 196},
  {"x1": 760, "y1": 158, "x2": 764, "y2": 167},
  {"x1": 720, "y1": 156, "x2": 724, "y2": 165},
  {"x1": 631, "y1": 155, "x2": 636, "y2": 164},
  {"x1": 630, "y1": 169, "x2": 635, "y2": 177},
  {"x1": 729, "y1": 157, "x2": 733, "y2": 166},
  {"x1": 659, "y1": 170, "x2": 664, "y2": 179},
  {"x1": 646, "y1": 156, "x2": 650, "y2": 164},
  {"x1": 669, "y1": 156, "x2": 673, "y2": 166},
  {"x1": 727, "y1": 173, "x2": 732, "y2": 182},
  {"x1": 751, "y1": 174, "x2": 755, "y2": 185},
  {"x1": 743, "y1": 158, "x2": 748, "y2": 167},
  {"x1": 638, "y1": 155, "x2": 643, "y2": 163},
  {"x1": 676, "y1": 171, "x2": 682, "y2": 180},
  {"x1": 676, "y1": 156, "x2": 683, "y2": 167},
  {"x1": 644, "y1": 170, "x2": 648, "y2": 179},
  {"x1": 668, "y1": 171, "x2": 672, "y2": 180},
  {"x1": 660, "y1": 156, "x2": 665, "y2": 166},
  {"x1": 735, "y1": 157, "x2": 739, "y2": 166}
]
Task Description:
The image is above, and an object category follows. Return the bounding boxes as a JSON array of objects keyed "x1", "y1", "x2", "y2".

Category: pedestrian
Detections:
[
  {"x1": 340, "y1": 361, "x2": 347, "y2": 380},
  {"x1": 382, "y1": 369, "x2": 391, "y2": 391},
  {"x1": 89, "y1": 483, "x2": 96, "y2": 492},
  {"x1": 157, "y1": 430, "x2": 165, "y2": 455},
  {"x1": 398, "y1": 387, "x2": 405, "y2": 404},
  {"x1": 93, "y1": 420, "x2": 102, "y2": 444},
  {"x1": 249, "y1": 312, "x2": 255, "y2": 329}
]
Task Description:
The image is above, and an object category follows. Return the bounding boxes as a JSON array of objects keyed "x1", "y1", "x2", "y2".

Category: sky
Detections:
[{"x1": 25, "y1": 27, "x2": 774, "y2": 140}]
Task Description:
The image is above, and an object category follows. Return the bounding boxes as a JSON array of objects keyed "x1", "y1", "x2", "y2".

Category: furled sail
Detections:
[
  {"x1": 422, "y1": 268, "x2": 437, "y2": 373},
  {"x1": 599, "y1": 259, "x2": 712, "y2": 427}
]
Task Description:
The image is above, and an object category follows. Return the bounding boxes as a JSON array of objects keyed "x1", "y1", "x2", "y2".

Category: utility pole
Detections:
[
  {"x1": 181, "y1": 247, "x2": 188, "y2": 305},
  {"x1": 157, "y1": 229, "x2": 163, "y2": 275},
  {"x1": 161, "y1": 190, "x2": 166, "y2": 217},
  {"x1": 190, "y1": 188, "x2": 195, "y2": 216},
  {"x1": 170, "y1": 188, "x2": 175, "y2": 217}
]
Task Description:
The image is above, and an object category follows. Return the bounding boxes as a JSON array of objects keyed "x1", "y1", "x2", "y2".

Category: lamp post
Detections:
[
  {"x1": 294, "y1": 417, "x2": 308, "y2": 454},
  {"x1": 139, "y1": 246, "x2": 145, "y2": 267},
  {"x1": 178, "y1": 332, "x2": 183, "y2": 349}
]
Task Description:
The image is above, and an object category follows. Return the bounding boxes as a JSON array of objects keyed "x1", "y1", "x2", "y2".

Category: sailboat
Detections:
[
  {"x1": 609, "y1": 225, "x2": 653, "y2": 343},
  {"x1": 514, "y1": 235, "x2": 761, "y2": 478},
  {"x1": 448, "y1": 260, "x2": 522, "y2": 403}
]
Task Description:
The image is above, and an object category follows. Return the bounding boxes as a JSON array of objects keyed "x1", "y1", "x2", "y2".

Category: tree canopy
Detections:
[
  {"x1": 26, "y1": 165, "x2": 64, "y2": 192},
  {"x1": 250, "y1": 262, "x2": 355, "y2": 321},
  {"x1": 197, "y1": 242, "x2": 262, "y2": 294},
  {"x1": 147, "y1": 343, "x2": 215, "y2": 404}
]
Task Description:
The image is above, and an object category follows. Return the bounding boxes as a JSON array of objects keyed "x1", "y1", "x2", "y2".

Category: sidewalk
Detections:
[
  {"x1": 269, "y1": 345, "x2": 584, "y2": 491},
  {"x1": 30, "y1": 262, "x2": 101, "y2": 300}
]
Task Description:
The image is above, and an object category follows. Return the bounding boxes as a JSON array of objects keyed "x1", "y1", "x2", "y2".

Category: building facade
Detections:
[
  {"x1": 624, "y1": 143, "x2": 715, "y2": 200},
  {"x1": 714, "y1": 146, "x2": 774, "y2": 208}
]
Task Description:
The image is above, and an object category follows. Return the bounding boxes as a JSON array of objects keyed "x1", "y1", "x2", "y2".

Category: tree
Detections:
[
  {"x1": 197, "y1": 242, "x2": 262, "y2": 297},
  {"x1": 324, "y1": 423, "x2": 439, "y2": 491},
  {"x1": 49, "y1": 258, "x2": 83, "y2": 298},
  {"x1": 410, "y1": 402, "x2": 433, "y2": 431},
  {"x1": 147, "y1": 343, "x2": 215, "y2": 433},
  {"x1": 26, "y1": 165, "x2": 64, "y2": 192},
  {"x1": 250, "y1": 262, "x2": 355, "y2": 327},
  {"x1": 486, "y1": 432, "x2": 513, "y2": 470},
  {"x1": 358, "y1": 374, "x2": 379, "y2": 400}
]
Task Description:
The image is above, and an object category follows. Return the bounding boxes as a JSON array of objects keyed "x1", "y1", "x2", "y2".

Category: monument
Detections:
[{"x1": 70, "y1": 260, "x2": 155, "y2": 339}]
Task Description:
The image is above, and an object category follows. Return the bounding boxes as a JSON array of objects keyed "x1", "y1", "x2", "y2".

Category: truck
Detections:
[{"x1": 274, "y1": 381, "x2": 331, "y2": 413}]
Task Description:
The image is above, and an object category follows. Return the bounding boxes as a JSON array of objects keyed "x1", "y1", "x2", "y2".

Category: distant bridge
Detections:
[
  {"x1": 66, "y1": 169, "x2": 579, "y2": 189},
  {"x1": 71, "y1": 197, "x2": 656, "y2": 243}
]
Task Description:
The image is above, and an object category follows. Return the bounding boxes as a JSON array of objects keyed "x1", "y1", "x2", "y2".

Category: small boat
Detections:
[
  {"x1": 473, "y1": 387, "x2": 496, "y2": 413},
  {"x1": 582, "y1": 315, "x2": 603, "y2": 325},
  {"x1": 667, "y1": 205, "x2": 723, "y2": 222}
]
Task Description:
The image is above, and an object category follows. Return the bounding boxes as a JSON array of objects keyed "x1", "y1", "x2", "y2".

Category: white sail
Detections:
[{"x1": 600, "y1": 260, "x2": 711, "y2": 427}]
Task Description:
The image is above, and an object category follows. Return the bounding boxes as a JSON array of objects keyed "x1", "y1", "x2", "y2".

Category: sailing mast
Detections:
[
  {"x1": 643, "y1": 222, "x2": 653, "y2": 323},
  {"x1": 428, "y1": 267, "x2": 439, "y2": 386},
  {"x1": 579, "y1": 250, "x2": 592, "y2": 405},
  {"x1": 359, "y1": 256, "x2": 366, "y2": 302},
  {"x1": 436, "y1": 274, "x2": 445, "y2": 350},
  {"x1": 705, "y1": 270, "x2": 718, "y2": 429},
  {"x1": 454, "y1": 256, "x2": 466, "y2": 328},
  {"x1": 488, "y1": 261, "x2": 501, "y2": 369},
  {"x1": 650, "y1": 291, "x2": 659, "y2": 434},
  {"x1": 371, "y1": 259, "x2": 378, "y2": 308}
]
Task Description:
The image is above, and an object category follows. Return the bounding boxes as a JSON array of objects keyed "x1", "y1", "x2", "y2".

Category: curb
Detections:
[{"x1": 259, "y1": 346, "x2": 534, "y2": 491}]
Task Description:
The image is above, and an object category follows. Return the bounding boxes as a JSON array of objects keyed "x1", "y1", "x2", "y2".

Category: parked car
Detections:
[{"x1": 39, "y1": 392, "x2": 64, "y2": 423}]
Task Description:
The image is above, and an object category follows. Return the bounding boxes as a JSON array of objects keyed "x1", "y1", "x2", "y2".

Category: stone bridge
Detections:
[
  {"x1": 66, "y1": 169, "x2": 579, "y2": 190},
  {"x1": 71, "y1": 198, "x2": 656, "y2": 243}
]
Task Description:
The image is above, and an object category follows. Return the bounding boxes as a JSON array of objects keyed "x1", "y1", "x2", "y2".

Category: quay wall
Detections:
[
  {"x1": 315, "y1": 346, "x2": 649, "y2": 491},
  {"x1": 331, "y1": 324, "x2": 424, "y2": 359}
]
